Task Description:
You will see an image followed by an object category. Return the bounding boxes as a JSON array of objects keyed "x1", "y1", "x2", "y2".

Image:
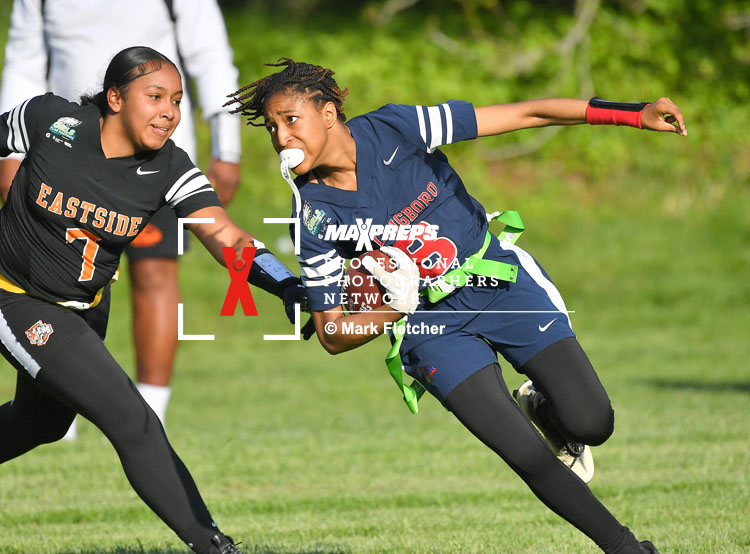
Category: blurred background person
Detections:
[{"x1": 0, "y1": 0, "x2": 243, "y2": 435}]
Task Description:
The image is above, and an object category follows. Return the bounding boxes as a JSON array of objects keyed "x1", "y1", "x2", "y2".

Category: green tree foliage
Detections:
[
  {"x1": 219, "y1": 0, "x2": 747, "y2": 192},
  {"x1": 220, "y1": 0, "x2": 749, "y2": 100}
]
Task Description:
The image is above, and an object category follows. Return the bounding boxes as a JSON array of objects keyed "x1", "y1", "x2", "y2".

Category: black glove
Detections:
[
  {"x1": 280, "y1": 278, "x2": 310, "y2": 324},
  {"x1": 301, "y1": 317, "x2": 316, "y2": 340},
  {"x1": 247, "y1": 248, "x2": 309, "y2": 324}
]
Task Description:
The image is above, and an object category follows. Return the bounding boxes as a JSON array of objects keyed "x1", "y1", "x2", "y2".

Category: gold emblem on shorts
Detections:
[{"x1": 25, "y1": 320, "x2": 54, "y2": 346}]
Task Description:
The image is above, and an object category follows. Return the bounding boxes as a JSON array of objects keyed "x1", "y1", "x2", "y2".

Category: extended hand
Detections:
[
  {"x1": 641, "y1": 97, "x2": 687, "y2": 136},
  {"x1": 281, "y1": 278, "x2": 309, "y2": 323}
]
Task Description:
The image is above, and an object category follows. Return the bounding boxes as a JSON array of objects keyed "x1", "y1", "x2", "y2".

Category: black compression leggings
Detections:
[
  {"x1": 0, "y1": 328, "x2": 220, "y2": 554},
  {"x1": 521, "y1": 336, "x2": 615, "y2": 446},
  {"x1": 444, "y1": 338, "x2": 636, "y2": 553}
]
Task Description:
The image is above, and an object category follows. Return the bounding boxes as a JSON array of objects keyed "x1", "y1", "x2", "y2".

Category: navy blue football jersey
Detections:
[
  {"x1": 293, "y1": 100, "x2": 578, "y2": 401},
  {"x1": 0, "y1": 93, "x2": 221, "y2": 307},
  {"x1": 294, "y1": 100, "x2": 496, "y2": 311}
]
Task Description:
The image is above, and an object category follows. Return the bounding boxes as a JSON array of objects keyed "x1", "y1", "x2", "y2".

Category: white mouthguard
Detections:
[
  {"x1": 279, "y1": 148, "x2": 305, "y2": 169},
  {"x1": 279, "y1": 149, "x2": 305, "y2": 218}
]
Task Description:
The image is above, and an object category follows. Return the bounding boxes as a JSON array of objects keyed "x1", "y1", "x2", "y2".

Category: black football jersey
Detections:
[{"x1": 0, "y1": 93, "x2": 221, "y2": 307}]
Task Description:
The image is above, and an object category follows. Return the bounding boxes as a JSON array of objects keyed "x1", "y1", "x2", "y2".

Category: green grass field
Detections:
[
  {"x1": 1, "y1": 161, "x2": 747, "y2": 554},
  {"x1": 1, "y1": 3, "x2": 749, "y2": 553}
]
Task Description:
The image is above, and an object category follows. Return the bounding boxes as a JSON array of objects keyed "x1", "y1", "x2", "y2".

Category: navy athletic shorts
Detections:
[
  {"x1": 399, "y1": 241, "x2": 576, "y2": 403},
  {"x1": 124, "y1": 205, "x2": 189, "y2": 261}
]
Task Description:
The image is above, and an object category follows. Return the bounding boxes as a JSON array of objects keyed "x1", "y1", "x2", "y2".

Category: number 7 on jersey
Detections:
[{"x1": 66, "y1": 227, "x2": 101, "y2": 281}]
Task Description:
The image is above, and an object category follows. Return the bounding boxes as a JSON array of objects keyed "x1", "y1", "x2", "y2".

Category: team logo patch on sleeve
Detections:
[
  {"x1": 25, "y1": 320, "x2": 54, "y2": 346},
  {"x1": 49, "y1": 117, "x2": 82, "y2": 141},
  {"x1": 302, "y1": 200, "x2": 329, "y2": 237}
]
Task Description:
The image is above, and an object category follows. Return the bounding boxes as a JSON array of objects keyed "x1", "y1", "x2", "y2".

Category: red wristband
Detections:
[{"x1": 585, "y1": 98, "x2": 650, "y2": 129}]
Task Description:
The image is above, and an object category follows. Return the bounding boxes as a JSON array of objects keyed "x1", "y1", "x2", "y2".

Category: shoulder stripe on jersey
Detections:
[
  {"x1": 416, "y1": 103, "x2": 455, "y2": 153},
  {"x1": 15, "y1": 100, "x2": 29, "y2": 152},
  {"x1": 416, "y1": 106, "x2": 427, "y2": 146},
  {"x1": 442, "y1": 103, "x2": 453, "y2": 144},
  {"x1": 6, "y1": 104, "x2": 18, "y2": 152},
  {"x1": 165, "y1": 167, "x2": 202, "y2": 203},
  {"x1": 170, "y1": 184, "x2": 215, "y2": 207},
  {"x1": 4, "y1": 113, "x2": 13, "y2": 153},
  {"x1": 6, "y1": 99, "x2": 31, "y2": 154},
  {"x1": 300, "y1": 256, "x2": 343, "y2": 279},
  {"x1": 427, "y1": 105, "x2": 442, "y2": 152},
  {"x1": 168, "y1": 174, "x2": 211, "y2": 203},
  {"x1": 300, "y1": 248, "x2": 339, "y2": 266},
  {"x1": 18, "y1": 99, "x2": 30, "y2": 152},
  {"x1": 297, "y1": 248, "x2": 345, "y2": 287},
  {"x1": 0, "y1": 308, "x2": 42, "y2": 378}
]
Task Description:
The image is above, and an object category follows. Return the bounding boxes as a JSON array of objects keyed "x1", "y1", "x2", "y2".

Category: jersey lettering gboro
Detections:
[{"x1": 220, "y1": 246, "x2": 257, "y2": 316}]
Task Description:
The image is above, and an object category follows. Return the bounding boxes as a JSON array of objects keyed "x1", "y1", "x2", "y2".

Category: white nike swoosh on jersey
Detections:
[
  {"x1": 137, "y1": 167, "x2": 160, "y2": 175},
  {"x1": 383, "y1": 145, "x2": 400, "y2": 165},
  {"x1": 538, "y1": 319, "x2": 556, "y2": 332}
]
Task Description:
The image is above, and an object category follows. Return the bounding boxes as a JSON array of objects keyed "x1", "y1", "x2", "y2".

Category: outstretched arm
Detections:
[
  {"x1": 475, "y1": 97, "x2": 686, "y2": 137},
  {"x1": 186, "y1": 206, "x2": 255, "y2": 264},
  {"x1": 186, "y1": 206, "x2": 307, "y2": 322},
  {"x1": 475, "y1": 98, "x2": 587, "y2": 136}
]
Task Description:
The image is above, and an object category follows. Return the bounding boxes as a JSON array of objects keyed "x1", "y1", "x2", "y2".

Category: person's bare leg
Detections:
[{"x1": 130, "y1": 257, "x2": 179, "y2": 425}]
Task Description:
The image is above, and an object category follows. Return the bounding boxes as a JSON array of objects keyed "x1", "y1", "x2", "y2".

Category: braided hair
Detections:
[{"x1": 225, "y1": 58, "x2": 348, "y2": 126}]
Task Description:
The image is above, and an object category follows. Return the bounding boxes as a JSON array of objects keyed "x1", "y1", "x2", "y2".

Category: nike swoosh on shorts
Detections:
[{"x1": 538, "y1": 319, "x2": 556, "y2": 332}]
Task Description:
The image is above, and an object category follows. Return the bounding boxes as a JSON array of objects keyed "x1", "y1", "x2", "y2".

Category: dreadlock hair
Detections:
[{"x1": 225, "y1": 58, "x2": 348, "y2": 126}]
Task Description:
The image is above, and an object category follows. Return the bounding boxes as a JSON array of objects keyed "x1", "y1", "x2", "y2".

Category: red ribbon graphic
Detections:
[{"x1": 221, "y1": 246, "x2": 258, "y2": 316}]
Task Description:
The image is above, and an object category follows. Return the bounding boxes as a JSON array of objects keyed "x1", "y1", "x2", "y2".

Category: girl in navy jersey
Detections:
[
  {"x1": 0, "y1": 47, "x2": 306, "y2": 554},
  {"x1": 228, "y1": 59, "x2": 686, "y2": 554}
]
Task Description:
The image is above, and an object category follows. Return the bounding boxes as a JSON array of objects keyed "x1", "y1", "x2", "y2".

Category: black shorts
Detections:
[
  {"x1": 0, "y1": 290, "x2": 104, "y2": 379},
  {"x1": 123, "y1": 205, "x2": 189, "y2": 261}
]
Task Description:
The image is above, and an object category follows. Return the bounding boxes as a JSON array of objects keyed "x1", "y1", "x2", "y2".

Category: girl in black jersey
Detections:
[{"x1": 0, "y1": 47, "x2": 304, "y2": 554}]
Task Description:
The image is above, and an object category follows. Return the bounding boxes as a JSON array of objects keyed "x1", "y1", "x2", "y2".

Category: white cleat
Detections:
[
  {"x1": 61, "y1": 417, "x2": 77, "y2": 441},
  {"x1": 513, "y1": 380, "x2": 595, "y2": 483},
  {"x1": 557, "y1": 439, "x2": 595, "y2": 484}
]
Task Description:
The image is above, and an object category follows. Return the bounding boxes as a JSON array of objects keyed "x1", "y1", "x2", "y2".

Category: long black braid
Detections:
[{"x1": 225, "y1": 58, "x2": 348, "y2": 126}]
